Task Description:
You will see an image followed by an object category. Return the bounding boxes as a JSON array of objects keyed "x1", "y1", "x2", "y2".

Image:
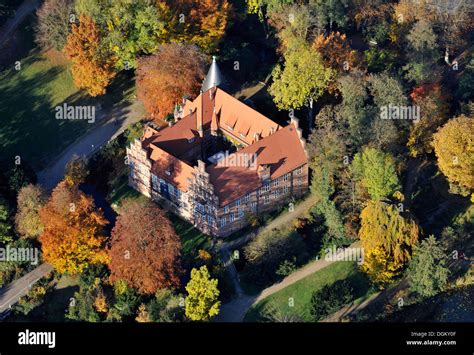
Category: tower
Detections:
[{"x1": 202, "y1": 56, "x2": 224, "y2": 92}]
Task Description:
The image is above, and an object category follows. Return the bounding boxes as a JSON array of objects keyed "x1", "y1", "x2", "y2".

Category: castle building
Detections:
[{"x1": 127, "y1": 57, "x2": 309, "y2": 237}]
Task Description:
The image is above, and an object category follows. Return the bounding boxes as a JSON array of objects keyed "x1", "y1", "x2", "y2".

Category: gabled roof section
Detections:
[
  {"x1": 149, "y1": 144, "x2": 194, "y2": 192},
  {"x1": 207, "y1": 123, "x2": 308, "y2": 206}
]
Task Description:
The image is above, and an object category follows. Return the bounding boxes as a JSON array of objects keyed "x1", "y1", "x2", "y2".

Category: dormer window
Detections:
[{"x1": 165, "y1": 170, "x2": 171, "y2": 176}]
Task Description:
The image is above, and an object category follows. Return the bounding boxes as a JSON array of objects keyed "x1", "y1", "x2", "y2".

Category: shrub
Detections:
[{"x1": 310, "y1": 279, "x2": 354, "y2": 321}]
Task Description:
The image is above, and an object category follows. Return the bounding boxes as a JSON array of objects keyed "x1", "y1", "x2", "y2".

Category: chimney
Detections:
[{"x1": 257, "y1": 164, "x2": 271, "y2": 181}]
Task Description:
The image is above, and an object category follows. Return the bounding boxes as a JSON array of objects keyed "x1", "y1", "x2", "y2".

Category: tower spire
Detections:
[{"x1": 202, "y1": 56, "x2": 223, "y2": 92}]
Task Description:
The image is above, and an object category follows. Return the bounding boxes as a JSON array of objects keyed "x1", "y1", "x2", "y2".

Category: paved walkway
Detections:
[
  {"x1": 0, "y1": 0, "x2": 39, "y2": 48},
  {"x1": 38, "y1": 99, "x2": 144, "y2": 190},
  {"x1": 0, "y1": 263, "x2": 53, "y2": 314},
  {"x1": 216, "y1": 242, "x2": 360, "y2": 322}
]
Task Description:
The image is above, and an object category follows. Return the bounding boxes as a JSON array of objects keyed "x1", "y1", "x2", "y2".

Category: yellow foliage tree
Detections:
[
  {"x1": 39, "y1": 181, "x2": 110, "y2": 274},
  {"x1": 64, "y1": 15, "x2": 116, "y2": 96},
  {"x1": 359, "y1": 201, "x2": 419, "y2": 286},
  {"x1": 94, "y1": 290, "x2": 108, "y2": 313},
  {"x1": 185, "y1": 266, "x2": 220, "y2": 321},
  {"x1": 432, "y1": 115, "x2": 474, "y2": 198},
  {"x1": 170, "y1": 0, "x2": 230, "y2": 53}
]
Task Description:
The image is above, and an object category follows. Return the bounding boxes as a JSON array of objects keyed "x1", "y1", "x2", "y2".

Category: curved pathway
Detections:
[{"x1": 216, "y1": 242, "x2": 360, "y2": 322}]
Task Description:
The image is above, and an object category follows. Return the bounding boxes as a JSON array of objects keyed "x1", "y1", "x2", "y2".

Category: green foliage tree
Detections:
[
  {"x1": 309, "y1": 0, "x2": 350, "y2": 31},
  {"x1": 351, "y1": 147, "x2": 401, "y2": 201},
  {"x1": 269, "y1": 43, "x2": 334, "y2": 110},
  {"x1": 407, "y1": 236, "x2": 449, "y2": 297},
  {"x1": 0, "y1": 197, "x2": 13, "y2": 244},
  {"x1": 185, "y1": 266, "x2": 220, "y2": 321},
  {"x1": 337, "y1": 73, "x2": 373, "y2": 146},
  {"x1": 403, "y1": 19, "x2": 441, "y2": 84}
]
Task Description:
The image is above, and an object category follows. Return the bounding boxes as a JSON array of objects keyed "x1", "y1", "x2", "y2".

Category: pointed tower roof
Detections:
[{"x1": 202, "y1": 56, "x2": 223, "y2": 92}]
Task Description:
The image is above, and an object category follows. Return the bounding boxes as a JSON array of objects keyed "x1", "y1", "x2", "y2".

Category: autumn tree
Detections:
[
  {"x1": 185, "y1": 266, "x2": 220, "y2": 321},
  {"x1": 109, "y1": 198, "x2": 182, "y2": 295},
  {"x1": 136, "y1": 43, "x2": 206, "y2": 119},
  {"x1": 269, "y1": 42, "x2": 334, "y2": 110},
  {"x1": 64, "y1": 155, "x2": 89, "y2": 186},
  {"x1": 407, "y1": 235, "x2": 449, "y2": 297},
  {"x1": 407, "y1": 84, "x2": 448, "y2": 157},
  {"x1": 312, "y1": 32, "x2": 360, "y2": 73},
  {"x1": 15, "y1": 184, "x2": 46, "y2": 238},
  {"x1": 39, "y1": 181, "x2": 109, "y2": 274},
  {"x1": 35, "y1": 0, "x2": 74, "y2": 51},
  {"x1": 359, "y1": 201, "x2": 419, "y2": 286},
  {"x1": 170, "y1": 0, "x2": 230, "y2": 53},
  {"x1": 432, "y1": 115, "x2": 474, "y2": 198},
  {"x1": 64, "y1": 15, "x2": 116, "y2": 96},
  {"x1": 351, "y1": 147, "x2": 401, "y2": 201}
]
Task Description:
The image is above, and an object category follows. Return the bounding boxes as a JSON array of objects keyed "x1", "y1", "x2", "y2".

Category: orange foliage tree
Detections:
[
  {"x1": 136, "y1": 43, "x2": 206, "y2": 119},
  {"x1": 312, "y1": 32, "x2": 361, "y2": 73},
  {"x1": 108, "y1": 199, "x2": 183, "y2": 295},
  {"x1": 169, "y1": 0, "x2": 230, "y2": 53},
  {"x1": 64, "y1": 15, "x2": 116, "y2": 96},
  {"x1": 39, "y1": 181, "x2": 109, "y2": 274}
]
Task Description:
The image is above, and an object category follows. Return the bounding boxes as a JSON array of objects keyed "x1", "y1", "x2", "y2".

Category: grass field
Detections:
[
  {"x1": 0, "y1": 50, "x2": 90, "y2": 169},
  {"x1": 168, "y1": 213, "x2": 212, "y2": 263},
  {"x1": 244, "y1": 262, "x2": 373, "y2": 322}
]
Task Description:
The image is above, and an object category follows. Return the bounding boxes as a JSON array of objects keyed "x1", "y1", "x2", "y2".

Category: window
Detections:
[
  {"x1": 235, "y1": 198, "x2": 241, "y2": 207},
  {"x1": 273, "y1": 179, "x2": 279, "y2": 187},
  {"x1": 151, "y1": 174, "x2": 158, "y2": 190},
  {"x1": 244, "y1": 193, "x2": 251, "y2": 203},
  {"x1": 230, "y1": 213, "x2": 235, "y2": 222},
  {"x1": 224, "y1": 205, "x2": 229, "y2": 213},
  {"x1": 251, "y1": 201, "x2": 257, "y2": 212},
  {"x1": 295, "y1": 166, "x2": 303, "y2": 175},
  {"x1": 130, "y1": 162, "x2": 135, "y2": 178},
  {"x1": 238, "y1": 208, "x2": 244, "y2": 219},
  {"x1": 260, "y1": 183, "x2": 270, "y2": 194},
  {"x1": 283, "y1": 173, "x2": 290, "y2": 182},
  {"x1": 207, "y1": 215, "x2": 214, "y2": 226},
  {"x1": 273, "y1": 189, "x2": 280, "y2": 198},
  {"x1": 220, "y1": 217, "x2": 227, "y2": 227},
  {"x1": 264, "y1": 195, "x2": 270, "y2": 204},
  {"x1": 188, "y1": 138, "x2": 195, "y2": 144},
  {"x1": 283, "y1": 185, "x2": 289, "y2": 194}
]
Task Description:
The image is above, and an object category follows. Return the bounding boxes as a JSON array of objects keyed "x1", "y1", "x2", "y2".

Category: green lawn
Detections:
[
  {"x1": 244, "y1": 262, "x2": 372, "y2": 322},
  {"x1": 168, "y1": 213, "x2": 212, "y2": 263},
  {"x1": 0, "y1": 46, "x2": 136, "y2": 170},
  {"x1": 0, "y1": 51, "x2": 90, "y2": 169}
]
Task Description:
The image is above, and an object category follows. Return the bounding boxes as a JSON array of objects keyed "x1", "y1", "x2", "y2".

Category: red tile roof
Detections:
[
  {"x1": 207, "y1": 123, "x2": 307, "y2": 206},
  {"x1": 141, "y1": 88, "x2": 308, "y2": 202}
]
